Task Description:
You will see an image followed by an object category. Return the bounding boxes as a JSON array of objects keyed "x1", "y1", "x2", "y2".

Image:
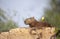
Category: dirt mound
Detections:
[{"x1": 0, "y1": 27, "x2": 55, "y2": 39}]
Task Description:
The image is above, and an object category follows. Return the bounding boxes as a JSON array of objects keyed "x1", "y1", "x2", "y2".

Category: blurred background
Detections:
[
  {"x1": 0, "y1": 0, "x2": 60, "y2": 39},
  {"x1": 0, "y1": 0, "x2": 50, "y2": 27}
]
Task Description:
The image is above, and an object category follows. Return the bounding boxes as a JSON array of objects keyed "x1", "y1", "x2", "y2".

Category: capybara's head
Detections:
[{"x1": 24, "y1": 17, "x2": 36, "y2": 25}]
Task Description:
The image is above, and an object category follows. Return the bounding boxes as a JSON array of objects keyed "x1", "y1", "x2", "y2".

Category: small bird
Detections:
[{"x1": 42, "y1": 17, "x2": 45, "y2": 22}]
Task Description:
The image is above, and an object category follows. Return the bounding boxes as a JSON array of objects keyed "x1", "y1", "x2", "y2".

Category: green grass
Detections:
[{"x1": 56, "y1": 36, "x2": 60, "y2": 39}]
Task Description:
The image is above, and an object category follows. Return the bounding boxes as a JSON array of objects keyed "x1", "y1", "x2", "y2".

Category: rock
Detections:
[
  {"x1": 0, "y1": 32, "x2": 9, "y2": 39},
  {"x1": 0, "y1": 27, "x2": 55, "y2": 39}
]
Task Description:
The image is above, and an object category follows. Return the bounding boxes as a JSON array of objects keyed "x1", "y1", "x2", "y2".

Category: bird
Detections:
[{"x1": 42, "y1": 17, "x2": 44, "y2": 20}]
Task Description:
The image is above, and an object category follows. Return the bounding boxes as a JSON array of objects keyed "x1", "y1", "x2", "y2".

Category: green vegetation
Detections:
[
  {"x1": 44, "y1": 0, "x2": 60, "y2": 39},
  {"x1": 0, "y1": 8, "x2": 18, "y2": 32}
]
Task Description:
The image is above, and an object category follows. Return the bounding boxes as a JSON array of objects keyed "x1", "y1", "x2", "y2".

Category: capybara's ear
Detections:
[
  {"x1": 31, "y1": 17, "x2": 35, "y2": 19},
  {"x1": 32, "y1": 17, "x2": 34, "y2": 18}
]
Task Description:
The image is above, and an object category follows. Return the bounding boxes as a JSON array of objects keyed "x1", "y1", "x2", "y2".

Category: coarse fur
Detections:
[{"x1": 24, "y1": 17, "x2": 52, "y2": 28}]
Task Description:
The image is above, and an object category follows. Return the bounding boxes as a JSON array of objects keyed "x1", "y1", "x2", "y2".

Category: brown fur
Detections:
[{"x1": 24, "y1": 17, "x2": 52, "y2": 28}]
